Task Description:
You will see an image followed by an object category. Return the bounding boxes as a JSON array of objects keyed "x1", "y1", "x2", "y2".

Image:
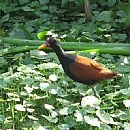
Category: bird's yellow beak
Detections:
[{"x1": 38, "y1": 44, "x2": 46, "y2": 50}]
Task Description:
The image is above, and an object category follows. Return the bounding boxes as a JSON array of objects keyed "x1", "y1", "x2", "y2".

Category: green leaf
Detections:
[
  {"x1": 28, "y1": 115, "x2": 38, "y2": 120},
  {"x1": 20, "y1": 77, "x2": 34, "y2": 85},
  {"x1": 17, "y1": 64, "x2": 36, "y2": 73},
  {"x1": 120, "y1": 114, "x2": 130, "y2": 121},
  {"x1": 115, "y1": 65, "x2": 130, "y2": 73},
  {"x1": 120, "y1": 88, "x2": 130, "y2": 95},
  {"x1": 32, "y1": 121, "x2": 46, "y2": 130},
  {"x1": 37, "y1": 31, "x2": 48, "y2": 39},
  {"x1": 9, "y1": 24, "x2": 32, "y2": 39},
  {"x1": 101, "y1": 54, "x2": 114, "y2": 59},
  {"x1": 100, "y1": 123, "x2": 112, "y2": 130},
  {"x1": 123, "y1": 100, "x2": 130, "y2": 107},
  {"x1": 15, "y1": 104, "x2": 26, "y2": 111},
  {"x1": 61, "y1": 0, "x2": 69, "y2": 6},
  {"x1": 84, "y1": 115, "x2": 100, "y2": 127},
  {"x1": 19, "y1": 0, "x2": 30, "y2": 4},
  {"x1": 38, "y1": 63, "x2": 60, "y2": 70},
  {"x1": 24, "y1": 85, "x2": 33, "y2": 93},
  {"x1": 50, "y1": 110, "x2": 58, "y2": 118},
  {"x1": 49, "y1": 74, "x2": 58, "y2": 81},
  {"x1": 30, "y1": 50, "x2": 47, "y2": 59},
  {"x1": 0, "y1": 57, "x2": 8, "y2": 67},
  {"x1": 75, "y1": 0, "x2": 83, "y2": 5},
  {"x1": 39, "y1": 0, "x2": 49, "y2": 5},
  {"x1": 74, "y1": 110, "x2": 84, "y2": 122},
  {"x1": 108, "y1": 0, "x2": 116, "y2": 7},
  {"x1": 44, "y1": 104, "x2": 55, "y2": 110},
  {"x1": 58, "y1": 124, "x2": 70, "y2": 130},
  {"x1": 0, "y1": 115, "x2": 4, "y2": 123},
  {"x1": 56, "y1": 98, "x2": 70, "y2": 105},
  {"x1": 64, "y1": 116, "x2": 76, "y2": 127},
  {"x1": 81, "y1": 96, "x2": 101, "y2": 107},
  {"x1": 118, "y1": 1, "x2": 130, "y2": 27},
  {"x1": 22, "y1": 6, "x2": 34, "y2": 11},
  {"x1": 117, "y1": 11, "x2": 126, "y2": 17},
  {"x1": 118, "y1": 33, "x2": 127, "y2": 41},
  {"x1": 1, "y1": 14, "x2": 9, "y2": 23},
  {"x1": 96, "y1": 110, "x2": 114, "y2": 124},
  {"x1": 0, "y1": 77, "x2": 13, "y2": 88},
  {"x1": 124, "y1": 122, "x2": 130, "y2": 130},
  {"x1": 96, "y1": 11, "x2": 112, "y2": 22},
  {"x1": 39, "y1": 82, "x2": 50, "y2": 91},
  {"x1": 41, "y1": 115, "x2": 58, "y2": 123},
  {"x1": 78, "y1": 36, "x2": 94, "y2": 42},
  {"x1": 30, "y1": 1, "x2": 39, "y2": 7},
  {"x1": 59, "y1": 107, "x2": 69, "y2": 115},
  {"x1": 49, "y1": 5, "x2": 57, "y2": 13},
  {"x1": 112, "y1": 110, "x2": 130, "y2": 121}
]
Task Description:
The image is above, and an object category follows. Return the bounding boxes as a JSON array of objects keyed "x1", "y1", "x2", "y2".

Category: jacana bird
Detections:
[{"x1": 38, "y1": 37, "x2": 118, "y2": 98}]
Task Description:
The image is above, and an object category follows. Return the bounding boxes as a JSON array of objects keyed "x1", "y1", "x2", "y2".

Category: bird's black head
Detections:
[
  {"x1": 38, "y1": 37, "x2": 59, "y2": 50},
  {"x1": 46, "y1": 37, "x2": 59, "y2": 48}
]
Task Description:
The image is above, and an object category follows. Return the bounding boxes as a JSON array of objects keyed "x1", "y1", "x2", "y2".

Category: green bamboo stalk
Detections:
[
  {"x1": 0, "y1": 37, "x2": 130, "y2": 55},
  {"x1": 0, "y1": 46, "x2": 38, "y2": 55},
  {"x1": 80, "y1": 49, "x2": 130, "y2": 55},
  {"x1": 0, "y1": 45, "x2": 130, "y2": 55},
  {"x1": 0, "y1": 37, "x2": 43, "y2": 46},
  {"x1": 62, "y1": 46, "x2": 129, "y2": 51},
  {"x1": 1, "y1": 37, "x2": 130, "y2": 49}
]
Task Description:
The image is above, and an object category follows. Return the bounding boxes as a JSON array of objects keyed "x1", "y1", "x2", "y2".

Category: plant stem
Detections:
[
  {"x1": 1, "y1": 37, "x2": 130, "y2": 48},
  {"x1": 1, "y1": 37, "x2": 130, "y2": 55}
]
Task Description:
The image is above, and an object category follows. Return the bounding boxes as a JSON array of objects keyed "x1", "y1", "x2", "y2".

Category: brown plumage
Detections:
[
  {"x1": 38, "y1": 37, "x2": 118, "y2": 98},
  {"x1": 69, "y1": 55, "x2": 117, "y2": 85}
]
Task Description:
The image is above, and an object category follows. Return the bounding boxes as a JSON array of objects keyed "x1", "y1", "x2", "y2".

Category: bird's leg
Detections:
[{"x1": 92, "y1": 86, "x2": 100, "y2": 99}]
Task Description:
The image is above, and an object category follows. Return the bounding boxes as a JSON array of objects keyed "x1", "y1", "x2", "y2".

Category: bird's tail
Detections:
[{"x1": 101, "y1": 70, "x2": 119, "y2": 79}]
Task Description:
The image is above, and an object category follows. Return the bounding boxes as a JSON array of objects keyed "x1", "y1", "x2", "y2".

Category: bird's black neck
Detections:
[
  {"x1": 51, "y1": 42, "x2": 77, "y2": 78},
  {"x1": 52, "y1": 44, "x2": 65, "y2": 60}
]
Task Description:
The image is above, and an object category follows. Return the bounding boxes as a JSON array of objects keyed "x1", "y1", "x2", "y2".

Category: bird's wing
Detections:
[
  {"x1": 68, "y1": 56, "x2": 104, "y2": 83},
  {"x1": 90, "y1": 60, "x2": 118, "y2": 78},
  {"x1": 90, "y1": 62, "x2": 107, "y2": 70},
  {"x1": 75, "y1": 55, "x2": 107, "y2": 70}
]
